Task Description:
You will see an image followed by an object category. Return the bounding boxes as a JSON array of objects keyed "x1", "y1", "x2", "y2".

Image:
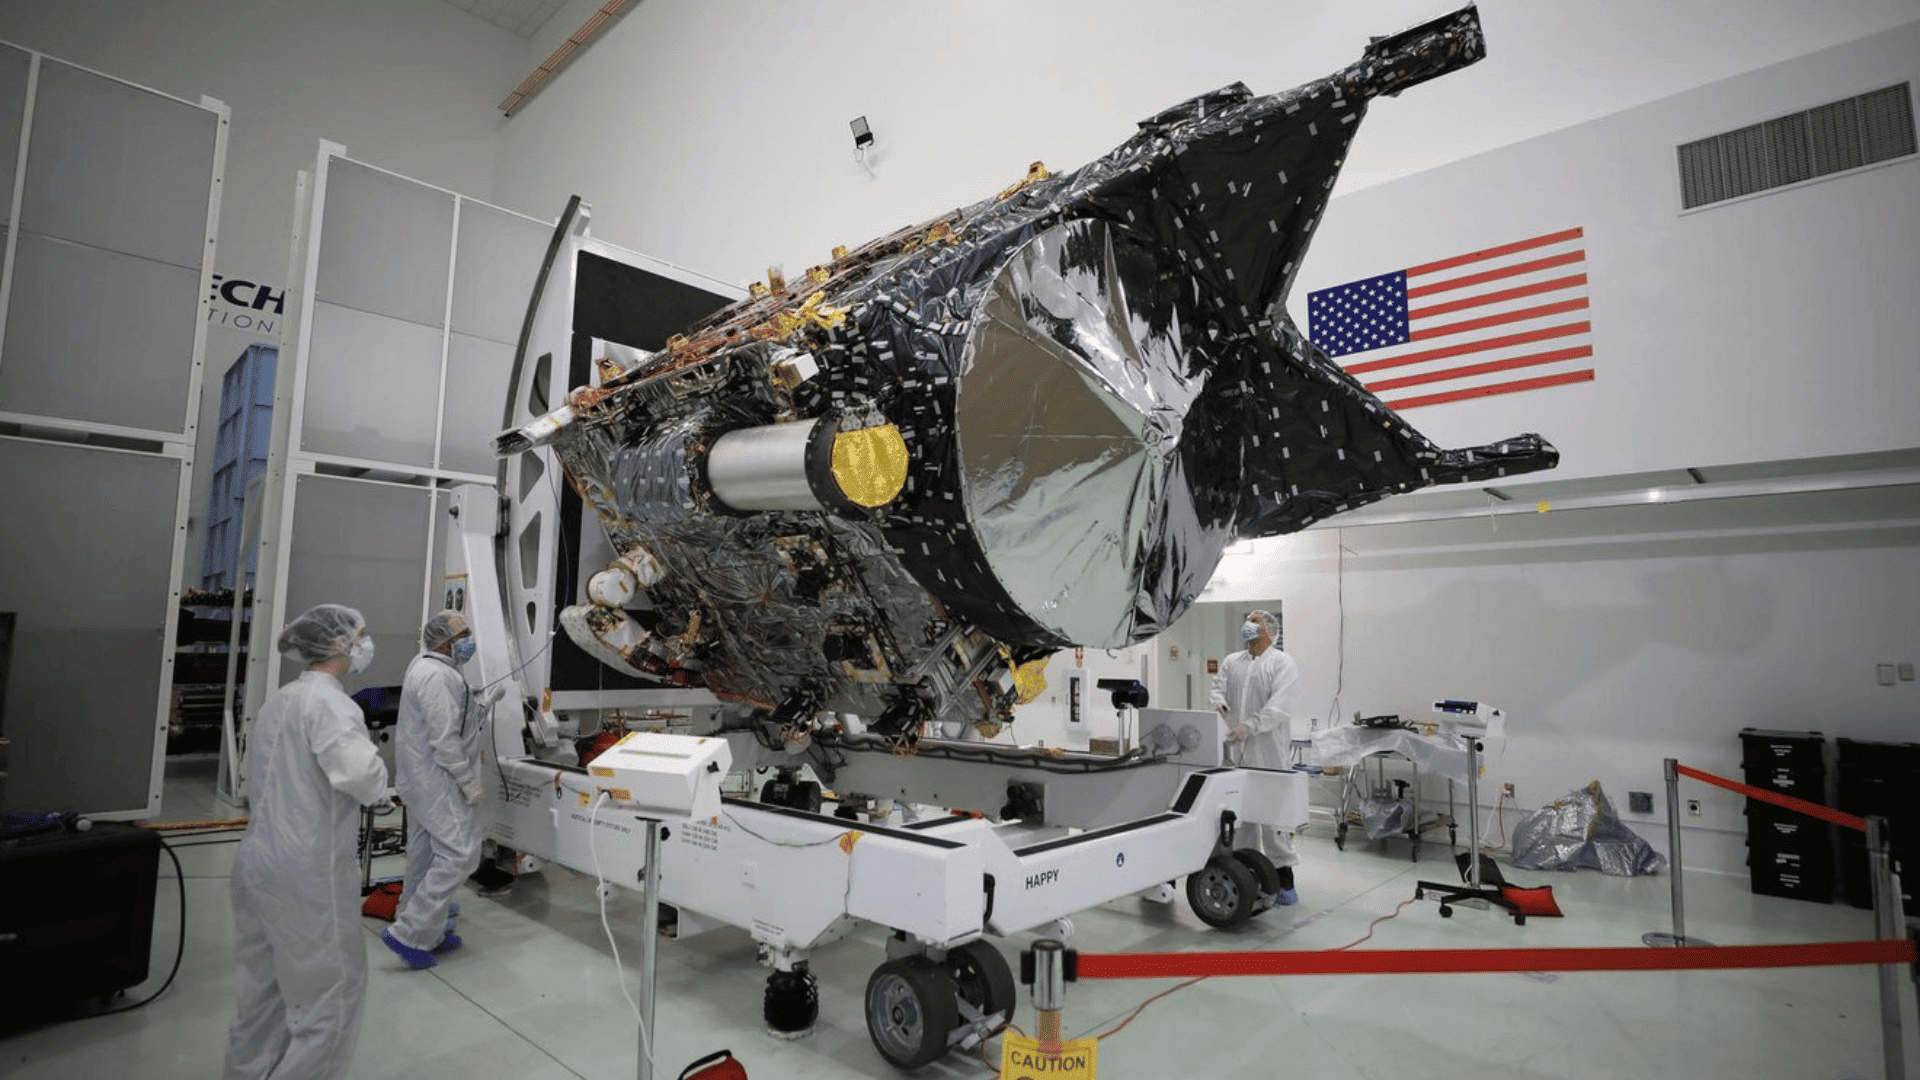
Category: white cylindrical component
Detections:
[
  {"x1": 707, "y1": 419, "x2": 824, "y2": 512},
  {"x1": 588, "y1": 567, "x2": 637, "y2": 607}
]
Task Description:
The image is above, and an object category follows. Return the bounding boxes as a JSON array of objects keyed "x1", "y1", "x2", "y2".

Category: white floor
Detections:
[{"x1": 5, "y1": 755, "x2": 1916, "y2": 1080}]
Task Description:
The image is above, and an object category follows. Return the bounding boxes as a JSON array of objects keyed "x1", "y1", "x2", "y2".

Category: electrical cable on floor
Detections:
[
  {"x1": 1085, "y1": 894, "x2": 1423, "y2": 1040},
  {"x1": 96, "y1": 836, "x2": 186, "y2": 1015},
  {"x1": 1330, "y1": 897, "x2": 1419, "y2": 951},
  {"x1": 973, "y1": 1022, "x2": 1025, "y2": 1077},
  {"x1": 1092, "y1": 976, "x2": 1211, "y2": 1040},
  {"x1": 588, "y1": 791, "x2": 653, "y2": 1075}
]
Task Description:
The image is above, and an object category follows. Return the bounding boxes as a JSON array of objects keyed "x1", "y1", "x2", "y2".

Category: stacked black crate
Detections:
[
  {"x1": 1739, "y1": 728, "x2": 1833, "y2": 903},
  {"x1": 1836, "y1": 738, "x2": 1920, "y2": 917}
]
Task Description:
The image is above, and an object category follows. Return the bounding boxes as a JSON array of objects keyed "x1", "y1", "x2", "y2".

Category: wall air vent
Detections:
[{"x1": 1677, "y1": 83, "x2": 1916, "y2": 210}]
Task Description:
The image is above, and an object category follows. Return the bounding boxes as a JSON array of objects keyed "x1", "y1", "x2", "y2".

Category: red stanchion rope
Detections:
[
  {"x1": 1074, "y1": 938, "x2": 1914, "y2": 980},
  {"x1": 1674, "y1": 764, "x2": 1868, "y2": 832}
]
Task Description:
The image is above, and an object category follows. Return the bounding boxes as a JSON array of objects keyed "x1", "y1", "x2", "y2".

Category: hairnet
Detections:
[
  {"x1": 421, "y1": 609, "x2": 469, "y2": 651},
  {"x1": 277, "y1": 603, "x2": 366, "y2": 665},
  {"x1": 1247, "y1": 609, "x2": 1280, "y2": 644}
]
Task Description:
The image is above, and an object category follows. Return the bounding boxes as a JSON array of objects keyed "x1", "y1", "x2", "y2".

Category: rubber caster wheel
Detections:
[
  {"x1": 1186, "y1": 854, "x2": 1256, "y2": 929},
  {"x1": 865, "y1": 956, "x2": 959, "y2": 1070},
  {"x1": 1439, "y1": 906, "x2": 1453, "y2": 918},
  {"x1": 945, "y1": 940, "x2": 1015, "y2": 1028},
  {"x1": 1231, "y1": 849, "x2": 1281, "y2": 897}
]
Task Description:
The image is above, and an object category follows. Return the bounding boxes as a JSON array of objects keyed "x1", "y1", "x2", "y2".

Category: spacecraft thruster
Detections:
[{"x1": 499, "y1": 5, "x2": 1556, "y2": 744}]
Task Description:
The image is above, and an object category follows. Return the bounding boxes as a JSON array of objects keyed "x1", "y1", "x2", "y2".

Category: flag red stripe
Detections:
[
  {"x1": 1366, "y1": 346, "x2": 1594, "y2": 393},
  {"x1": 1386, "y1": 369, "x2": 1595, "y2": 410},
  {"x1": 1407, "y1": 274, "x2": 1588, "y2": 320},
  {"x1": 1344, "y1": 321, "x2": 1591, "y2": 375},
  {"x1": 1405, "y1": 250, "x2": 1586, "y2": 299},
  {"x1": 1404, "y1": 227, "x2": 1585, "y2": 278},
  {"x1": 1408, "y1": 298, "x2": 1590, "y2": 341}
]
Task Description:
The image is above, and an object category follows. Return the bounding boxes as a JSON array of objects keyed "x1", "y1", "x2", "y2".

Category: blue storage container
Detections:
[{"x1": 200, "y1": 344, "x2": 277, "y2": 590}]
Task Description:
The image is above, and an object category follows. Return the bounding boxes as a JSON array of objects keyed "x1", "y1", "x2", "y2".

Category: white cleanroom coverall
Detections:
[
  {"x1": 389, "y1": 650, "x2": 483, "y2": 951},
  {"x1": 1209, "y1": 646, "x2": 1302, "y2": 867},
  {"x1": 224, "y1": 670, "x2": 389, "y2": 1080}
]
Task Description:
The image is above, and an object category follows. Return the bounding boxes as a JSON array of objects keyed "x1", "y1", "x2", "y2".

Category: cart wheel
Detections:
[
  {"x1": 865, "y1": 956, "x2": 960, "y2": 1070},
  {"x1": 1231, "y1": 849, "x2": 1281, "y2": 897},
  {"x1": 1438, "y1": 905, "x2": 1453, "y2": 918},
  {"x1": 1414, "y1": 888, "x2": 1426, "y2": 900},
  {"x1": 1410, "y1": 837, "x2": 1421, "y2": 863},
  {"x1": 1334, "y1": 823, "x2": 1348, "y2": 851},
  {"x1": 1514, "y1": 914, "x2": 1527, "y2": 926},
  {"x1": 1186, "y1": 854, "x2": 1257, "y2": 928},
  {"x1": 945, "y1": 940, "x2": 1015, "y2": 1026}
]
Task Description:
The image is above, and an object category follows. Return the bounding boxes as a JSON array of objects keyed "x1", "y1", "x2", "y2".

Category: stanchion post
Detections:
[
  {"x1": 1645, "y1": 758, "x2": 1709, "y2": 948},
  {"x1": 1867, "y1": 815, "x2": 1905, "y2": 1080},
  {"x1": 638, "y1": 819, "x2": 661, "y2": 1080},
  {"x1": 1032, "y1": 939, "x2": 1067, "y2": 1054}
]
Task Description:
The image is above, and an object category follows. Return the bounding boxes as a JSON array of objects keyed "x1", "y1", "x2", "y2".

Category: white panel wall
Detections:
[
  {"x1": 1194, "y1": 488, "x2": 1920, "y2": 875},
  {"x1": 243, "y1": 147, "x2": 559, "y2": 753},
  {"x1": 0, "y1": 45, "x2": 225, "y2": 816},
  {"x1": 0, "y1": 0, "x2": 525, "y2": 585},
  {"x1": 1297, "y1": 23, "x2": 1920, "y2": 484}
]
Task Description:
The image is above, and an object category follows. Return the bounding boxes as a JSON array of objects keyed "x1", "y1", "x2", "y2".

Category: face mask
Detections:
[
  {"x1": 1240, "y1": 621, "x2": 1261, "y2": 642},
  {"x1": 453, "y1": 639, "x2": 477, "y2": 665},
  {"x1": 348, "y1": 636, "x2": 375, "y2": 674}
]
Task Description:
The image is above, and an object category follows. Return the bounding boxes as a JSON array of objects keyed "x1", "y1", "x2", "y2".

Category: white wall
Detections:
[
  {"x1": 1197, "y1": 487, "x2": 1920, "y2": 874},
  {"x1": 489, "y1": 0, "x2": 1920, "y2": 291},
  {"x1": 0, "y1": 0, "x2": 524, "y2": 582},
  {"x1": 1298, "y1": 22, "x2": 1920, "y2": 484}
]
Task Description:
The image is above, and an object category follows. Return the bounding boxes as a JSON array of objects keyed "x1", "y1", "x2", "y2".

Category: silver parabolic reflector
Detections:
[{"x1": 957, "y1": 218, "x2": 1233, "y2": 647}]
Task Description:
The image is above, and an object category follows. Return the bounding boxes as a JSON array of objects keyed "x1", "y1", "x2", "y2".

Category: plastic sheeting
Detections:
[
  {"x1": 1358, "y1": 796, "x2": 1416, "y2": 840},
  {"x1": 1310, "y1": 722, "x2": 1505, "y2": 784},
  {"x1": 1510, "y1": 781, "x2": 1667, "y2": 877}
]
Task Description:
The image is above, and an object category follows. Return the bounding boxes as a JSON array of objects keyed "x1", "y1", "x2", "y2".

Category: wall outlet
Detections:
[
  {"x1": 1628, "y1": 790, "x2": 1653, "y2": 813},
  {"x1": 1501, "y1": 782, "x2": 1515, "y2": 797},
  {"x1": 1901, "y1": 662, "x2": 1915, "y2": 682},
  {"x1": 1878, "y1": 664, "x2": 1898, "y2": 686},
  {"x1": 1687, "y1": 798, "x2": 1702, "y2": 817}
]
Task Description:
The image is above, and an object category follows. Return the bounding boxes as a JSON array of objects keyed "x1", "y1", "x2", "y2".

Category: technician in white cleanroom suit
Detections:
[
  {"x1": 225, "y1": 604, "x2": 388, "y2": 1080},
  {"x1": 382, "y1": 610, "x2": 487, "y2": 970},
  {"x1": 1209, "y1": 608, "x2": 1301, "y2": 905}
]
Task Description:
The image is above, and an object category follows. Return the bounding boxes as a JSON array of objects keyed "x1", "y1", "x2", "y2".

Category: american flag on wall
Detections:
[{"x1": 1306, "y1": 227, "x2": 1593, "y2": 410}]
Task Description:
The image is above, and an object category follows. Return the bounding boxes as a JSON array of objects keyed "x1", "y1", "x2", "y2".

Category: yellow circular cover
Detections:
[{"x1": 831, "y1": 424, "x2": 909, "y2": 507}]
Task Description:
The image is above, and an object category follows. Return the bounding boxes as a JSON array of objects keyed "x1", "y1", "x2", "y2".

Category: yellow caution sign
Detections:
[{"x1": 1001, "y1": 1034, "x2": 1097, "y2": 1078}]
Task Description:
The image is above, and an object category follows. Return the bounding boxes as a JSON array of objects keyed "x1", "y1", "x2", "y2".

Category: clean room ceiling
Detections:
[{"x1": 438, "y1": 0, "x2": 569, "y2": 38}]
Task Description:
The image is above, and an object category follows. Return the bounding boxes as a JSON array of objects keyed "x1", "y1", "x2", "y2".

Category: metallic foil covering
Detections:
[
  {"x1": 1010, "y1": 657, "x2": 1049, "y2": 706},
  {"x1": 1509, "y1": 781, "x2": 1668, "y2": 877}
]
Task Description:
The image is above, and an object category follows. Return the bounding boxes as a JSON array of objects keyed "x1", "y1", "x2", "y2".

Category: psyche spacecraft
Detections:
[{"x1": 494, "y1": 4, "x2": 1556, "y2": 757}]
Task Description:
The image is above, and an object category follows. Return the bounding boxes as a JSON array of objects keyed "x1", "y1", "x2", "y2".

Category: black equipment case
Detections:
[{"x1": 0, "y1": 819, "x2": 162, "y2": 1025}]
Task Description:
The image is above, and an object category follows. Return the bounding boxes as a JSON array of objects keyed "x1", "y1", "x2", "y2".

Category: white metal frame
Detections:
[
  {"x1": 0, "y1": 39, "x2": 227, "y2": 819},
  {"x1": 238, "y1": 145, "x2": 742, "y2": 800}
]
